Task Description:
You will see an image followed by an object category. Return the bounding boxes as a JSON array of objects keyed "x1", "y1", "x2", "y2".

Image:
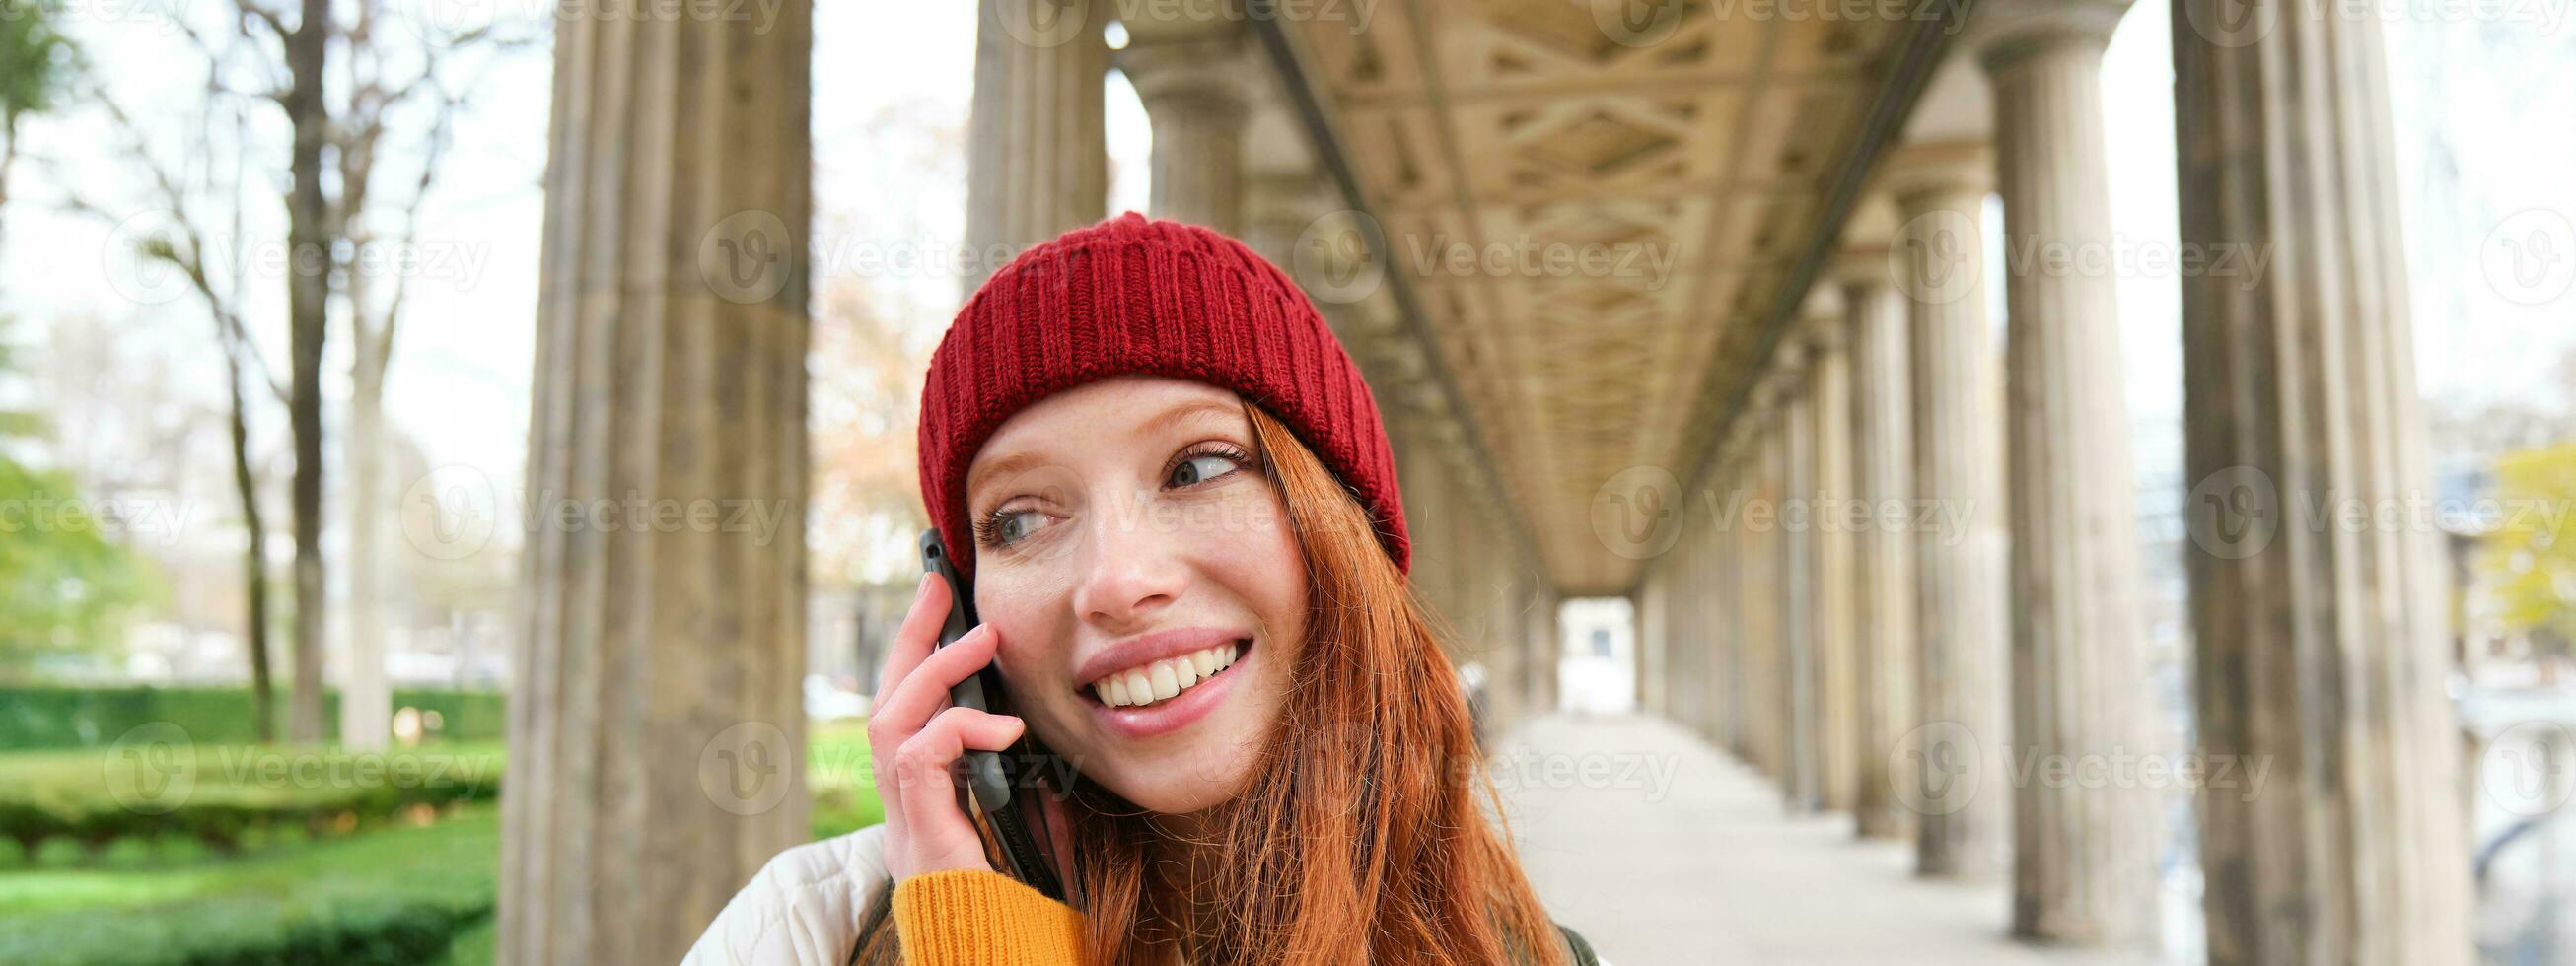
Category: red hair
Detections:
[{"x1": 858, "y1": 397, "x2": 1564, "y2": 965}]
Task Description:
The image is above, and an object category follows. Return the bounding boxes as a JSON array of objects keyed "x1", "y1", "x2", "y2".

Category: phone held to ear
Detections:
[{"x1": 917, "y1": 529, "x2": 1069, "y2": 903}]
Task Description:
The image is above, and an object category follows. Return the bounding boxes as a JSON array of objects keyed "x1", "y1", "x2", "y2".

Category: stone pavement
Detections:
[{"x1": 1490, "y1": 713, "x2": 2166, "y2": 966}]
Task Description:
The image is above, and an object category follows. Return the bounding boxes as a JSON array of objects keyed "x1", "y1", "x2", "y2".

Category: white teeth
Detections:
[{"x1": 1092, "y1": 641, "x2": 1249, "y2": 708}]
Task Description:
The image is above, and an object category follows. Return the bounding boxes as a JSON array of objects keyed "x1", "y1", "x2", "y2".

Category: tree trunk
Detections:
[
  {"x1": 342, "y1": 288, "x2": 390, "y2": 750},
  {"x1": 220, "y1": 323, "x2": 276, "y2": 743},
  {"x1": 283, "y1": 0, "x2": 332, "y2": 744}
]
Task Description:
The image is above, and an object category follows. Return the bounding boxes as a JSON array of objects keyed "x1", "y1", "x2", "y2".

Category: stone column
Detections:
[
  {"x1": 1885, "y1": 141, "x2": 2010, "y2": 880},
  {"x1": 1802, "y1": 291, "x2": 1861, "y2": 813},
  {"x1": 501, "y1": 2, "x2": 814, "y2": 962},
  {"x1": 1707, "y1": 452, "x2": 1742, "y2": 751},
  {"x1": 1843, "y1": 256, "x2": 1918, "y2": 841},
  {"x1": 1721, "y1": 425, "x2": 1758, "y2": 758},
  {"x1": 1770, "y1": 340, "x2": 1821, "y2": 810},
  {"x1": 965, "y1": 0, "x2": 1108, "y2": 292},
  {"x1": 1118, "y1": 28, "x2": 1248, "y2": 236},
  {"x1": 2173, "y1": 0, "x2": 2473, "y2": 961},
  {"x1": 1975, "y1": 0, "x2": 2162, "y2": 944}
]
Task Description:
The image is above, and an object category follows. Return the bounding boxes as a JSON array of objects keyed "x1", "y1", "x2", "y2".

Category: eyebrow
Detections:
[{"x1": 967, "y1": 398, "x2": 1247, "y2": 495}]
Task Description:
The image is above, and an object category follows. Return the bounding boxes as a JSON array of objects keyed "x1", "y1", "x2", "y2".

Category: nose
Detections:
[{"x1": 1070, "y1": 504, "x2": 1189, "y2": 631}]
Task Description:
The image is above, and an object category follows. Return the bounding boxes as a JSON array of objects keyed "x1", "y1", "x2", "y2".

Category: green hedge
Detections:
[
  {"x1": 0, "y1": 686, "x2": 505, "y2": 750},
  {"x1": 0, "y1": 811, "x2": 499, "y2": 966},
  {"x1": 0, "y1": 744, "x2": 505, "y2": 862}
]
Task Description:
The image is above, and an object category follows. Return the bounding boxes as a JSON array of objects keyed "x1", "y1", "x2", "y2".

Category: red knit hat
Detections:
[{"x1": 916, "y1": 212, "x2": 1409, "y2": 583}]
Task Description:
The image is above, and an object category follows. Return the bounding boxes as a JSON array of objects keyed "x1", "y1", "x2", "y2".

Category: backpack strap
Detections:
[{"x1": 1556, "y1": 923, "x2": 1600, "y2": 966}]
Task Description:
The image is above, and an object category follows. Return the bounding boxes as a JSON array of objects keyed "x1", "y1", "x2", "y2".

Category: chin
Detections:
[{"x1": 1104, "y1": 750, "x2": 1259, "y2": 815}]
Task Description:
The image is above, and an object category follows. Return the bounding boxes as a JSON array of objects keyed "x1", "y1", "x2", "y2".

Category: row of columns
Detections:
[{"x1": 1635, "y1": 0, "x2": 2470, "y2": 961}]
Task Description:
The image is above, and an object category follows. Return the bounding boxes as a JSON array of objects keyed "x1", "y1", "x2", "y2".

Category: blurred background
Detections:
[{"x1": 0, "y1": 0, "x2": 2571, "y2": 963}]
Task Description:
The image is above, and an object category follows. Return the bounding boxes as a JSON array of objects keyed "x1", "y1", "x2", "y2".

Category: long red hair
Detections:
[{"x1": 857, "y1": 397, "x2": 1565, "y2": 965}]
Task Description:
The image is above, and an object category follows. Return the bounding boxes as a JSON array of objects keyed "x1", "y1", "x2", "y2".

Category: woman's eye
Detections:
[
  {"x1": 1169, "y1": 452, "x2": 1239, "y2": 488},
  {"x1": 990, "y1": 509, "x2": 1045, "y2": 545}
]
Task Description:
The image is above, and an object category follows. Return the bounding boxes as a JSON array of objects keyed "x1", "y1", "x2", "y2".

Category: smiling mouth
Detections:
[{"x1": 1082, "y1": 638, "x2": 1252, "y2": 709}]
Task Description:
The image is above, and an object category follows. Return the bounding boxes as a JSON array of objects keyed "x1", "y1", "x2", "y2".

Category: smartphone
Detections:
[{"x1": 918, "y1": 529, "x2": 1067, "y2": 902}]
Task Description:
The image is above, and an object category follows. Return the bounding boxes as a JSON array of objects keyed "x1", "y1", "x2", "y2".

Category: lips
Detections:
[{"x1": 1075, "y1": 627, "x2": 1257, "y2": 741}]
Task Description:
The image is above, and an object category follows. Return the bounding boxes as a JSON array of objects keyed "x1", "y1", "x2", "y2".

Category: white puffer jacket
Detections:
[
  {"x1": 682, "y1": 824, "x2": 1610, "y2": 966},
  {"x1": 683, "y1": 824, "x2": 890, "y2": 966}
]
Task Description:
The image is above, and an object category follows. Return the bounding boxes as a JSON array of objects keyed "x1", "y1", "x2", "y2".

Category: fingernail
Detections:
[{"x1": 915, "y1": 572, "x2": 934, "y2": 599}]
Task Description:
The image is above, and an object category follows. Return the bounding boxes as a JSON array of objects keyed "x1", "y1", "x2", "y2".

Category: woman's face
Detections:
[{"x1": 962, "y1": 375, "x2": 1309, "y2": 815}]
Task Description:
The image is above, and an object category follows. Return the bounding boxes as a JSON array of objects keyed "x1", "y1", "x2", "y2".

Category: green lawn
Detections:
[
  {"x1": 0, "y1": 809, "x2": 498, "y2": 966},
  {"x1": 0, "y1": 723, "x2": 881, "y2": 965}
]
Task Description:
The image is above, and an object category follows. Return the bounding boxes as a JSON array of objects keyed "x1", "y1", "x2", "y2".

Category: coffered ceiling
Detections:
[{"x1": 1271, "y1": 0, "x2": 1959, "y2": 594}]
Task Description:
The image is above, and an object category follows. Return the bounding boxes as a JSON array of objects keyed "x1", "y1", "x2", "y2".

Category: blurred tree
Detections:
[
  {"x1": 2480, "y1": 444, "x2": 2576, "y2": 677},
  {"x1": 0, "y1": 317, "x2": 154, "y2": 676},
  {"x1": 808, "y1": 103, "x2": 964, "y2": 586},
  {"x1": 0, "y1": 0, "x2": 75, "y2": 253},
  {"x1": 60, "y1": 1, "x2": 528, "y2": 742}
]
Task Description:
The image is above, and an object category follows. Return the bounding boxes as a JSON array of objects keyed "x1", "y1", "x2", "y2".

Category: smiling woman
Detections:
[{"x1": 684, "y1": 214, "x2": 1597, "y2": 966}]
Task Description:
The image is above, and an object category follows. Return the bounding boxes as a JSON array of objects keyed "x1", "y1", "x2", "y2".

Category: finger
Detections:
[
  {"x1": 872, "y1": 572, "x2": 948, "y2": 707},
  {"x1": 873, "y1": 623, "x2": 999, "y2": 737},
  {"x1": 893, "y1": 708, "x2": 1026, "y2": 855}
]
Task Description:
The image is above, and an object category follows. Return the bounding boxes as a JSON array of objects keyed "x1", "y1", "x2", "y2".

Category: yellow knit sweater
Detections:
[{"x1": 893, "y1": 869, "x2": 1087, "y2": 965}]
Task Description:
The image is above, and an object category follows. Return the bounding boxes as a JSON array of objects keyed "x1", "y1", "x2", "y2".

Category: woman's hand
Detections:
[{"x1": 869, "y1": 571, "x2": 1050, "y2": 883}]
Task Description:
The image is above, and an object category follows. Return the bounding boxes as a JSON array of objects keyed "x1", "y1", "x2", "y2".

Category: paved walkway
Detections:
[{"x1": 1491, "y1": 714, "x2": 2163, "y2": 966}]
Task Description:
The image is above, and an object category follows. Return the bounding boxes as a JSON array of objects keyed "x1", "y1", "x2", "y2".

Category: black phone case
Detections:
[{"x1": 918, "y1": 530, "x2": 1067, "y2": 902}]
